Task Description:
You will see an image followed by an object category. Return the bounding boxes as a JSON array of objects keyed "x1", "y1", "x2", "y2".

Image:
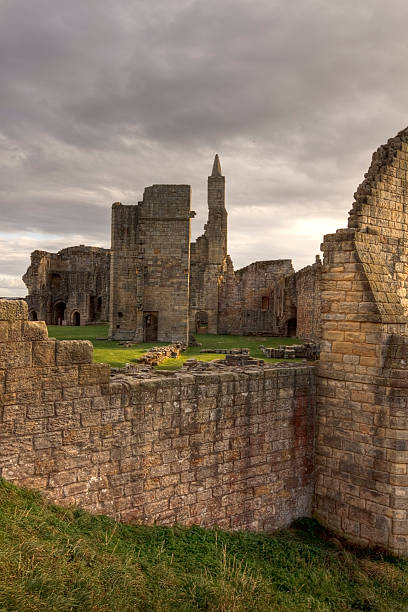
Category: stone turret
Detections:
[{"x1": 206, "y1": 154, "x2": 227, "y2": 264}]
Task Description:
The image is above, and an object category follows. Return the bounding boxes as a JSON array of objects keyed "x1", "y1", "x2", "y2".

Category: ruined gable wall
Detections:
[
  {"x1": 315, "y1": 127, "x2": 408, "y2": 556},
  {"x1": 218, "y1": 260, "x2": 295, "y2": 335},
  {"x1": 0, "y1": 299, "x2": 315, "y2": 532},
  {"x1": 23, "y1": 247, "x2": 110, "y2": 326}
]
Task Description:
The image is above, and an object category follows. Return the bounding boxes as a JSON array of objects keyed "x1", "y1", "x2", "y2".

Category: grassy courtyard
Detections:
[{"x1": 46, "y1": 324, "x2": 301, "y2": 369}]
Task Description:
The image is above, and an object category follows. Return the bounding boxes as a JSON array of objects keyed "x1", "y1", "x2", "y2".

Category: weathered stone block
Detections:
[
  {"x1": 78, "y1": 363, "x2": 110, "y2": 385},
  {"x1": 0, "y1": 300, "x2": 28, "y2": 321},
  {"x1": 56, "y1": 340, "x2": 93, "y2": 365},
  {"x1": 23, "y1": 321, "x2": 48, "y2": 341},
  {"x1": 0, "y1": 342, "x2": 32, "y2": 369},
  {"x1": 33, "y1": 341, "x2": 56, "y2": 366}
]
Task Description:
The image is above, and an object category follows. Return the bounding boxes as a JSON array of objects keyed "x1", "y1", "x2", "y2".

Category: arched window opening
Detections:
[
  {"x1": 261, "y1": 296, "x2": 270, "y2": 310},
  {"x1": 30, "y1": 310, "x2": 38, "y2": 321}
]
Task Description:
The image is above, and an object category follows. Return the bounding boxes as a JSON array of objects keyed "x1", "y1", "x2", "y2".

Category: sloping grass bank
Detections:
[
  {"x1": 47, "y1": 324, "x2": 300, "y2": 369},
  {"x1": 0, "y1": 479, "x2": 407, "y2": 611}
]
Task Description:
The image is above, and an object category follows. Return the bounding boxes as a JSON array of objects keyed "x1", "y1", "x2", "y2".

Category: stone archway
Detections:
[
  {"x1": 53, "y1": 301, "x2": 66, "y2": 325},
  {"x1": 73, "y1": 311, "x2": 80, "y2": 326},
  {"x1": 30, "y1": 310, "x2": 38, "y2": 321}
]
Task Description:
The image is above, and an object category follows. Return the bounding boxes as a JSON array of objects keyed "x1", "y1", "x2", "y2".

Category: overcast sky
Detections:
[{"x1": 1, "y1": 0, "x2": 408, "y2": 296}]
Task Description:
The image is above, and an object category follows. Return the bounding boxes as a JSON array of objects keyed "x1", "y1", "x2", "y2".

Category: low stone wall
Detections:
[
  {"x1": 0, "y1": 299, "x2": 315, "y2": 532},
  {"x1": 261, "y1": 342, "x2": 320, "y2": 360}
]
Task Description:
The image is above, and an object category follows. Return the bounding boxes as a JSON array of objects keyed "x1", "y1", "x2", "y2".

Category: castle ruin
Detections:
[
  {"x1": 23, "y1": 246, "x2": 110, "y2": 326},
  {"x1": 24, "y1": 156, "x2": 321, "y2": 342},
  {"x1": 10, "y1": 127, "x2": 408, "y2": 556}
]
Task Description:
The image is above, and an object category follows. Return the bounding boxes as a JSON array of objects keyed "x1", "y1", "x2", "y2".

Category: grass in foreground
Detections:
[
  {"x1": 47, "y1": 324, "x2": 301, "y2": 369},
  {"x1": 0, "y1": 479, "x2": 407, "y2": 612}
]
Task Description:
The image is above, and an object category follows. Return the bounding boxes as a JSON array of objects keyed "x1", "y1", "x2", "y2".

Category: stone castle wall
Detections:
[
  {"x1": 295, "y1": 259, "x2": 322, "y2": 341},
  {"x1": 218, "y1": 260, "x2": 295, "y2": 336},
  {"x1": 109, "y1": 185, "x2": 192, "y2": 344},
  {"x1": 23, "y1": 246, "x2": 110, "y2": 326},
  {"x1": 14, "y1": 128, "x2": 408, "y2": 556},
  {"x1": 218, "y1": 259, "x2": 321, "y2": 341},
  {"x1": 315, "y1": 129, "x2": 408, "y2": 556},
  {"x1": 0, "y1": 299, "x2": 315, "y2": 531}
]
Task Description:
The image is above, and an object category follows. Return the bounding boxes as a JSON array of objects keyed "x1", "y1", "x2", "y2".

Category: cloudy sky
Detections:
[{"x1": 1, "y1": 0, "x2": 408, "y2": 296}]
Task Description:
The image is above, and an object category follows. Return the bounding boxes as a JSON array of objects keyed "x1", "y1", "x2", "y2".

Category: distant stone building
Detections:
[
  {"x1": 23, "y1": 246, "x2": 110, "y2": 325},
  {"x1": 189, "y1": 155, "x2": 228, "y2": 335},
  {"x1": 109, "y1": 184, "x2": 193, "y2": 343},
  {"x1": 108, "y1": 155, "x2": 321, "y2": 342},
  {"x1": 218, "y1": 257, "x2": 322, "y2": 340},
  {"x1": 109, "y1": 156, "x2": 228, "y2": 343},
  {"x1": 23, "y1": 156, "x2": 321, "y2": 340}
]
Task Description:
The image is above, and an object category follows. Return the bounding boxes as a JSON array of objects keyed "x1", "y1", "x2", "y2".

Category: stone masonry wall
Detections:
[
  {"x1": 295, "y1": 259, "x2": 322, "y2": 341},
  {"x1": 315, "y1": 127, "x2": 408, "y2": 557},
  {"x1": 110, "y1": 185, "x2": 192, "y2": 344},
  {"x1": 23, "y1": 246, "x2": 110, "y2": 326},
  {"x1": 218, "y1": 260, "x2": 295, "y2": 335},
  {"x1": 0, "y1": 299, "x2": 315, "y2": 532}
]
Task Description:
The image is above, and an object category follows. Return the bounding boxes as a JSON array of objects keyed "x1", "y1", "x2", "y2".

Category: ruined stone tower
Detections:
[
  {"x1": 109, "y1": 156, "x2": 229, "y2": 342},
  {"x1": 207, "y1": 154, "x2": 227, "y2": 263},
  {"x1": 109, "y1": 184, "x2": 192, "y2": 343},
  {"x1": 189, "y1": 155, "x2": 228, "y2": 334}
]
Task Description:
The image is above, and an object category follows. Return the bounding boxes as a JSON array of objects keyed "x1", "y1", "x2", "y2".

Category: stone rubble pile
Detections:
[
  {"x1": 260, "y1": 341, "x2": 320, "y2": 360},
  {"x1": 136, "y1": 342, "x2": 186, "y2": 366},
  {"x1": 199, "y1": 347, "x2": 250, "y2": 355}
]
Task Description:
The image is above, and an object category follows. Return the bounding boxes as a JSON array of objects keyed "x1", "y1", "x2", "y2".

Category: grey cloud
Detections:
[{"x1": 1, "y1": 0, "x2": 408, "y2": 291}]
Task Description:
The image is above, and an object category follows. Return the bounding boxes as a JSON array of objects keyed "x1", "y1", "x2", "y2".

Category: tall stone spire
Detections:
[
  {"x1": 211, "y1": 154, "x2": 223, "y2": 177},
  {"x1": 206, "y1": 154, "x2": 227, "y2": 263}
]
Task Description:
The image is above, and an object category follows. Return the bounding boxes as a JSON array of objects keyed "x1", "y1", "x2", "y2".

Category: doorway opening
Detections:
[
  {"x1": 53, "y1": 302, "x2": 66, "y2": 325},
  {"x1": 195, "y1": 311, "x2": 208, "y2": 334},
  {"x1": 287, "y1": 317, "x2": 297, "y2": 337},
  {"x1": 144, "y1": 312, "x2": 158, "y2": 342},
  {"x1": 73, "y1": 311, "x2": 81, "y2": 326}
]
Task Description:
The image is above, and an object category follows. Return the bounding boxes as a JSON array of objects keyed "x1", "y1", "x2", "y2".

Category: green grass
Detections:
[
  {"x1": 47, "y1": 324, "x2": 169, "y2": 368},
  {"x1": 0, "y1": 479, "x2": 407, "y2": 611},
  {"x1": 47, "y1": 324, "x2": 301, "y2": 370}
]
